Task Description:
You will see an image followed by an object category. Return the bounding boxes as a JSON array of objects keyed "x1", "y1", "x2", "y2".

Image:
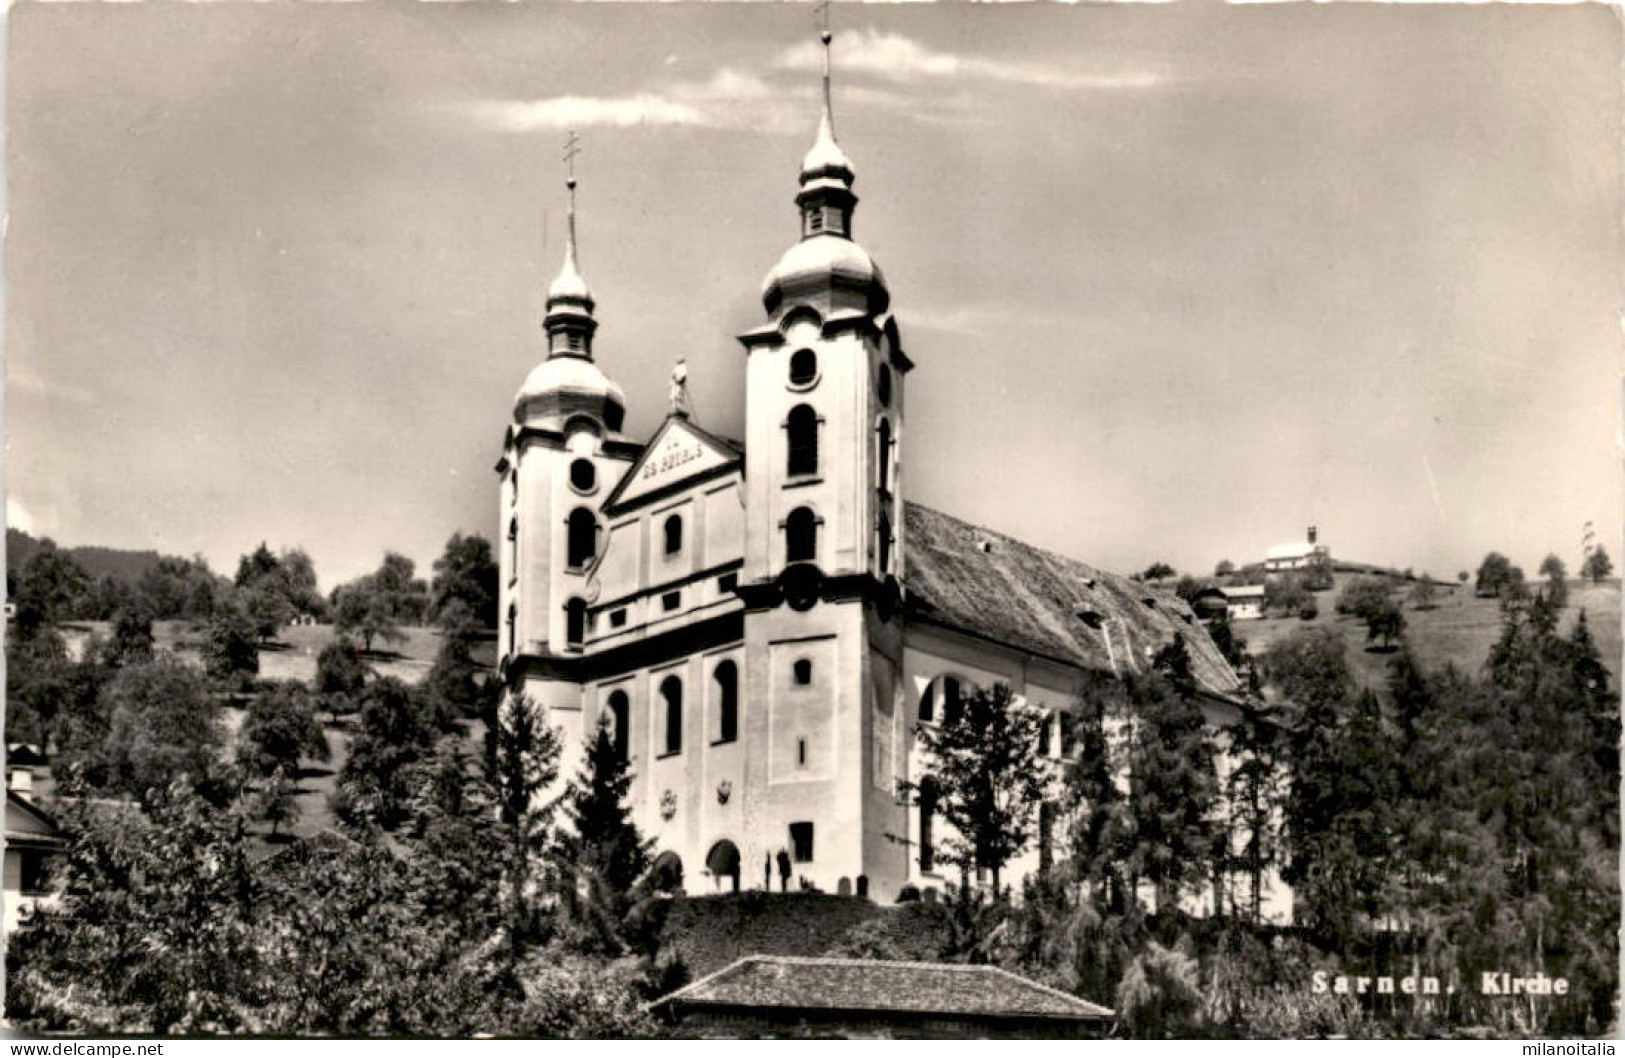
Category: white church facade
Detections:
[{"x1": 495, "y1": 40, "x2": 1266, "y2": 910}]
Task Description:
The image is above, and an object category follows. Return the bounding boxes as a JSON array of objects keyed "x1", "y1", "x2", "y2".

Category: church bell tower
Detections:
[{"x1": 735, "y1": 23, "x2": 915, "y2": 896}]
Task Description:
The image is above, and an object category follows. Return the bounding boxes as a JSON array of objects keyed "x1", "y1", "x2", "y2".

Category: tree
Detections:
[
  {"x1": 203, "y1": 597, "x2": 260, "y2": 687},
  {"x1": 98, "y1": 654, "x2": 227, "y2": 803},
  {"x1": 1337, "y1": 576, "x2": 1392, "y2": 622},
  {"x1": 1173, "y1": 575, "x2": 1211, "y2": 605},
  {"x1": 104, "y1": 600, "x2": 156, "y2": 667},
  {"x1": 1141, "y1": 562, "x2": 1177, "y2": 582},
  {"x1": 557, "y1": 716, "x2": 653, "y2": 955},
  {"x1": 238, "y1": 682, "x2": 329, "y2": 781},
  {"x1": 12, "y1": 540, "x2": 92, "y2": 639},
  {"x1": 488, "y1": 694, "x2": 563, "y2": 962},
  {"x1": 334, "y1": 678, "x2": 437, "y2": 830},
  {"x1": 422, "y1": 601, "x2": 486, "y2": 727},
  {"x1": 232, "y1": 544, "x2": 321, "y2": 639},
  {"x1": 256, "y1": 765, "x2": 301, "y2": 839},
  {"x1": 1215, "y1": 560, "x2": 1235, "y2": 578},
  {"x1": 1205, "y1": 613, "x2": 1248, "y2": 671},
  {"x1": 1539, "y1": 553, "x2": 1569, "y2": 608},
  {"x1": 315, "y1": 639, "x2": 370, "y2": 714},
  {"x1": 910, "y1": 681, "x2": 1053, "y2": 893},
  {"x1": 1407, "y1": 578, "x2": 1438, "y2": 611},
  {"x1": 1110, "y1": 637, "x2": 1221, "y2": 912},
  {"x1": 331, "y1": 552, "x2": 423, "y2": 652},
  {"x1": 1582, "y1": 545, "x2": 1613, "y2": 585},
  {"x1": 428, "y1": 533, "x2": 500, "y2": 631},
  {"x1": 1364, "y1": 599, "x2": 1405, "y2": 651},
  {"x1": 137, "y1": 555, "x2": 227, "y2": 621},
  {"x1": 1264, "y1": 574, "x2": 1310, "y2": 616},
  {"x1": 1476, "y1": 551, "x2": 1524, "y2": 598},
  {"x1": 1224, "y1": 704, "x2": 1283, "y2": 923}
]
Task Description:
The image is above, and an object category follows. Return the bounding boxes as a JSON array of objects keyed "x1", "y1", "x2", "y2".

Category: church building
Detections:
[{"x1": 495, "y1": 33, "x2": 1250, "y2": 906}]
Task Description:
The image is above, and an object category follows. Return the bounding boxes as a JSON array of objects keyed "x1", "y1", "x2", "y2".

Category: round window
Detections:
[{"x1": 570, "y1": 458, "x2": 596, "y2": 492}]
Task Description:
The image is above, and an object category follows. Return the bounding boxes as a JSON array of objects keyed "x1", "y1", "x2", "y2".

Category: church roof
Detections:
[
  {"x1": 653, "y1": 955, "x2": 1113, "y2": 1022},
  {"x1": 903, "y1": 502, "x2": 1243, "y2": 700}
]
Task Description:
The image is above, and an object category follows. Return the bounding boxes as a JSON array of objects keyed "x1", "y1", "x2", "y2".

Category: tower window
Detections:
[
  {"x1": 507, "y1": 602, "x2": 517, "y2": 658},
  {"x1": 877, "y1": 419, "x2": 893, "y2": 495},
  {"x1": 715, "y1": 660, "x2": 738, "y2": 744},
  {"x1": 804, "y1": 206, "x2": 824, "y2": 235},
  {"x1": 790, "y1": 821, "x2": 815, "y2": 863},
  {"x1": 787, "y1": 404, "x2": 819, "y2": 477},
  {"x1": 877, "y1": 364, "x2": 893, "y2": 408},
  {"x1": 797, "y1": 738, "x2": 808, "y2": 766},
  {"x1": 786, "y1": 506, "x2": 817, "y2": 564},
  {"x1": 570, "y1": 459, "x2": 596, "y2": 492},
  {"x1": 566, "y1": 508, "x2": 597, "y2": 570},
  {"x1": 789, "y1": 349, "x2": 818, "y2": 387},
  {"x1": 608, "y1": 690, "x2": 630, "y2": 764},
  {"x1": 605, "y1": 402, "x2": 625, "y2": 433},
  {"x1": 507, "y1": 517, "x2": 518, "y2": 576},
  {"x1": 877, "y1": 510, "x2": 893, "y2": 574},
  {"x1": 565, "y1": 598, "x2": 586, "y2": 648},
  {"x1": 793, "y1": 658, "x2": 813, "y2": 686},
  {"x1": 663, "y1": 514, "x2": 683, "y2": 556},
  {"x1": 661, "y1": 676, "x2": 683, "y2": 756},
  {"x1": 566, "y1": 332, "x2": 584, "y2": 352}
]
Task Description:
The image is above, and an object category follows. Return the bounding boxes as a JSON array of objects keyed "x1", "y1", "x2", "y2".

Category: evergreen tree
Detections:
[
  {"x1": 487, "y1": 694, "x2": 563, "y2": 963},
  {"x1": 557, "y1": 717, "x2": 652, "y2": 954},
  {"x1": 1223, "y1": 703, "x2": 1283, "y2": 924},
  {"x1": 1581, "y1": 544, "x2": 1613, "y2": 584}
]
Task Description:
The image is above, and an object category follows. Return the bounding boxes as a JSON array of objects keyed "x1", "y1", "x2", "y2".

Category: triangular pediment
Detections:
[{"x1": 603, "y1": 415, "x2": 742, "y2": 513}]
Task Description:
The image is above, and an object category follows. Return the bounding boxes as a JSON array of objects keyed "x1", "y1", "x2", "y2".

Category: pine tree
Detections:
[
  {"x1": 556, "y1": 717, "x2": 651, "y2": 954},
  {"x1": 1223, "y1": 703, "x2": 1282, "y2": 924}
]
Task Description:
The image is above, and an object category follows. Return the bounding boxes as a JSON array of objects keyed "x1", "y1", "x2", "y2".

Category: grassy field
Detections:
[{"x1": 1238, "y1": 576, "x2": 1620, "y2": 692}]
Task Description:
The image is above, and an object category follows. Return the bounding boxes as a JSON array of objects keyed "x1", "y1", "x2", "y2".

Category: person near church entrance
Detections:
[{"x1": 776, "y1": 848, "x2": 791, "y2": 893}]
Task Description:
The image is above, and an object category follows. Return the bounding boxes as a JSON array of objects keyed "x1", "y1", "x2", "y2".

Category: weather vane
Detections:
[{"x1": 563, "y1": 129, "x2": 581, "y2": 193}]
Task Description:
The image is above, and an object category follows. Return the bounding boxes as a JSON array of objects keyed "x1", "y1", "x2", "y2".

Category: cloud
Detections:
[
  {"x1": 461, "y1": 68, "x2": 803, "y2": 134},
  {"x1": 778, "y1": 28, "x2": 1165, "y2": 92},
  {"x1": 8, "y1": 496, "x2": 36, "y2": 535}
]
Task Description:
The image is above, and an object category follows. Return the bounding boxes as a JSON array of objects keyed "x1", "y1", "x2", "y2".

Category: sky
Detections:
[{"x1": 6, "y1": 2, "x2": 1620, "y2": 592}]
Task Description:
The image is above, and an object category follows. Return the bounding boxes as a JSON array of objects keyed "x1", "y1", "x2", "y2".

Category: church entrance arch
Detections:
[{"x1": 705, "y1": 839, "x2": 742, "y2": 893}]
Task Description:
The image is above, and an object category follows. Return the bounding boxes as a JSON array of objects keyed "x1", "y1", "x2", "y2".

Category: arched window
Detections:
[
  {"x1": 565, "y1": 597, "x2": 586, "y2": 648},
  {"x1": 507, "y1": 602, "x2": 517, "y2": 657},
  {"x1": 663, "y1": 514, "x2": 683, "y2": 557},
  {"x1": 661, "y1": 676, "x2": 683, "y2": 755},
  {"x1": 920, "y1": 675, "x2": 962, "y2": 725},
  {"x1": 507, "y1": 517, "x2": 518, "y2": 573},
  {"x1": 566, "y1": 508, "x2": 597, "y2": 569},
  {"x1": 714, "y1": 660, "x2": 738, "y2": 743},
  {"x1": 786, "y1": 506, "x2": 817, "y2": 564},
  {"x1": 919, "y1": 778, "x2": 937, "y2": 873},
  {"x1": 787, "y1": 404, "x2": 818, "y2": 477},
  {"x1": 942, "y1": 675, "x2": 963, "y2": 726},
  {"x1": 877, "y1": 510, "x2": 893, "y2": 574},
  {"x1": 570, "y1": 458, "x2": 596, "y2": 492},
  {"x1": 789, "y1": 349, "x2": 818, "y2": 386},
  {"x1": 608, "y1": 690, "x2": 630, "y2": 764},
  {"x1": 877, "y1": 419, "x2": 893, "y2": 494},
  {"x1": 877, "y1": 363, "x2": 893, "y2": 408}
]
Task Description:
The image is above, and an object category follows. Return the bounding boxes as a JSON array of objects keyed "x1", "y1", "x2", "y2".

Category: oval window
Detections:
[
  {"x1": 790, "y1": 349, "x2": 818, "y2": 387},
  {"x1": 570, "y1": 458, "x2": 596, "y2": 492}
]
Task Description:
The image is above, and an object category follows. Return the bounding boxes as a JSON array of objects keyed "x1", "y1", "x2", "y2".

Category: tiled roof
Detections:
[
  {"x1": 655, "y1": 955, "x2": 1113, "y2": 1021},
  {"x1": 902, "y1": 502, "x2": 1242, "y2": 700}
]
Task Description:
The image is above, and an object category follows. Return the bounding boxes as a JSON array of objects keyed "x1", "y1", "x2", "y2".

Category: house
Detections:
[
  {"x1": 4, "y1": 786, "x2": 64, "y2": 936},
  {"x1": 1220, "y1": 584, "x2": 1266, "y2": 621},
  {"x1": 650, "y1": 955, "x2": 1114, "y2": 1039}
]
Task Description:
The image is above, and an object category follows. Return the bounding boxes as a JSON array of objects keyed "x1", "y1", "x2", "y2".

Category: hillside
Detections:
[
  {"x1": 1239, "y1": 575, "x2": 1620, "y2": 691},
  {"x1": 7, "y1": 527, "x2": 168, "y2": 584}
]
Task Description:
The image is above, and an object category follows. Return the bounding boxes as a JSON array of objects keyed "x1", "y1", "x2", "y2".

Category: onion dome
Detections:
[
  {"x1": 760, "y1": 30, "x2": 888, "y2": 318},
  {"x1": 514, "y1": 162, "x2": 626, "y2": 433}
]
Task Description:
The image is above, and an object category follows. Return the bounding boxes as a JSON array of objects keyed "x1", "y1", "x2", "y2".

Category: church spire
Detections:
[
  {"x1": 544, "y1": 129, "x2": 597, "y2": 359},
  {"x1": 796, "y1": 10, "x2": 855, "y2": 239}
]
